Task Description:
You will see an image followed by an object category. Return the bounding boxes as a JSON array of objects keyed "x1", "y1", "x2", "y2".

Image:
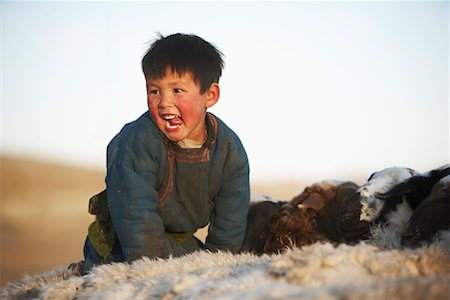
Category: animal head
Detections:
[
  {"x1": 263, "y1": 180, "x2": 343, "y2": 253},
  {"x1": 358, "y1": 167, "x2": 418, "y2": 222},
  {"x1": 241, "y1": 199, "x2": 287, "y2": 254},
  {"x1": 375, "y1": 164, "x2": 450, "y2": 211},
  {"x1": 293, "y1": 180, "x2": 344, "y2": 210},
  {"x1": 263, "y1": 202, "x2": 321, "y2": 253}
]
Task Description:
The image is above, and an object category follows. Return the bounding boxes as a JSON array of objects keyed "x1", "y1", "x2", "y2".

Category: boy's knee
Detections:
[{"x1": 83, "y1": 236, "x2": 124, "y2": 272}]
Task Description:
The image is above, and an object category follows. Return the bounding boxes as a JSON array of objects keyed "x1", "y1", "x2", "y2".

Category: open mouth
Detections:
[{"x1": 162, "y1": 114, "x2": 183, "y2": 130}]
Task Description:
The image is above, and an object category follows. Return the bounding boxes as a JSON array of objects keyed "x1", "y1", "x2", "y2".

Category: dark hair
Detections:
[{"x1": 142, "y1": 33, "x2": 224, "y2": 94}]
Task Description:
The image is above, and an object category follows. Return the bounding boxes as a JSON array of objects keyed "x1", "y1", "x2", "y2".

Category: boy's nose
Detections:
[{"x1": 158, "y1": 93, "x2": 173, "y2": 108}]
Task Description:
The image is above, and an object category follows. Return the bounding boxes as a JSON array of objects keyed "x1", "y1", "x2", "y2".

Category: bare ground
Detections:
[{"x1": 0, "y1": 156, "x2": 305, "y2": 286}]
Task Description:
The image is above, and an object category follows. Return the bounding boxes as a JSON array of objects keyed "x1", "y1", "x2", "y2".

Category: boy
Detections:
[{"x1": 72, "y1": 33, "x2": 250, "y2": 274}]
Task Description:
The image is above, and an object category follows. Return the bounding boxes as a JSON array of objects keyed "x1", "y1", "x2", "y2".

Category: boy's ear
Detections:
[{"x1": 205, "y1": 83, "x2": 220, "y2": 108}]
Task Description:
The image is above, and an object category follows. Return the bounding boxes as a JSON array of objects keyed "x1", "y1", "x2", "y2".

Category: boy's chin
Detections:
[
  {"x1": 164, "y1": 132, "x2": 186, "y2": 145},
  {"x1": 158, "y1": 124, "x2": 183, "y2": 140},
  {"x1": 164, "y1": 133, "x2": 181, "y2": 142}
]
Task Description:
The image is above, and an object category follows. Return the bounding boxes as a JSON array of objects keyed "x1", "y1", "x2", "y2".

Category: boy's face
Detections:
[{"x1": 146, "y1": 68, "x2": 219, "y2": 148}]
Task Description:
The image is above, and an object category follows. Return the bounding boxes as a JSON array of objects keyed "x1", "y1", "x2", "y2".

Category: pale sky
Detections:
[{"x1": 2, "y1": 1, "x2": 449, "y2": 184}]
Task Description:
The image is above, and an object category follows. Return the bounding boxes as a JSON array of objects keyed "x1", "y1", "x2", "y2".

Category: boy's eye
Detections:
[
  {"x1": 174, "y1": 88, "x2": 183, "y2": 93},
  {"x1": 149, "y1": 89, "x2": 160, "y2": 95}
]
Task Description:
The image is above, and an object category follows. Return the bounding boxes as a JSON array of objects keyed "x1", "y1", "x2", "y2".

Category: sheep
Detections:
[
  {"x1": 262, "y1": 198, "x2": 322, "y2": 254},
  {"x1": 357, "y1": 167, "x2": 418, "y2": 223},
  {"x1": 338, "y1": 189, "x2": 373, "y2": 243},
  {"x1": 240, "y1": 199, "x2": 287, "y2": 254},
  {"x1": 261, "y1": 180, "x2": 366, "y2": 254},
  {"x1": 375, "y1": 164, "x2": 450, "y2": 224},
  {"x1": 242, "y1": 165, "x2": 449, "y2": 254},
  {"x1": 357, "y1": 165, "x2": 449, "y2": 248},
  {"x1": 400, "y1": 174, "x2": 450, "y2": 248}
]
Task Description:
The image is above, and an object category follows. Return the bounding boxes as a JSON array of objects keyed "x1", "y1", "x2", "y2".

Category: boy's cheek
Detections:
[
  {"x1": 177, "y1": 100, "x2": 205, "y2": 119},
  {"x1": 147, "y1": 105, "x2": 161, "y2": 124},
  {"x1": 146, "y1": 95, "x2": 154, "y2": 109},
  {"x1": 147, "y1": 98, "x2": 158, "y2": 113}
]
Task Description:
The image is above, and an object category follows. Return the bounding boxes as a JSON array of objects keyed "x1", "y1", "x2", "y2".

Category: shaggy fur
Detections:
[
  {"x1": 401, "y1": 175, "x2": 450, "y2": 248},
  {"x1": 362, "y1": 165, "x2": 450, "y2": 249},
  {"x1": 375, "y1": 165, "x2": 450, "y2": 222},
  {"x1": 2, "y1": 240, "x2": 450, "y2": 300},
  {"x1": 357, "y1": 167, "x2": 418, "y2": 222},
  {"x1": 263, "y1": 199, "x2": 322, "y2": 253},
  {"x1": 240, "y1": 199, "x2": 287, "y2": 254},
  {"x1": 261, "y1": 181, "x2": 369, "y2": 254}
]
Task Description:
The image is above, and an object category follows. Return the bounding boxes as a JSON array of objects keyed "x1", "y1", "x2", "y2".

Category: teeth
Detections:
[{"x1": 163, "y1": 115, "x2": 178, "y2": 120}]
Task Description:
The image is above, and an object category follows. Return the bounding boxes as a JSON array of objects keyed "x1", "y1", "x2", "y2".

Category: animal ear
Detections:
[
  {"x1": 336, "y1": 182, "x2": 358, "y2": 203},
  {"x1": 297, "y1": 203, "x2": 318, "y2": 216},
  {"x1": 374, "y1": 191, "x2": 386, "y2": 200},
  {"x1": 367, "y1": 172, "x2": 376, "y2": 181},
  {"x1": 290, "y1": 194, "x2": 304, "y2": 206},
  {"x1": 297, "y1": 194, "x2": 324, "y2": 211},
  {"x1": 375, "y1": 181, "x2": 412, "y2": 200}
]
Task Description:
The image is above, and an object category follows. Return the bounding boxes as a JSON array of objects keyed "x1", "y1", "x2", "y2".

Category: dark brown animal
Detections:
[
  {"x1": 240, "y1": 199, "x2": 287, "y2": 254},
  {"x1": 338, "y1": 190, "x2": 372, "y2": 243},
  {"x1": 401, "y1": 175, "x2": 450, "y2": 248},
  {"x1": 262, "y1": 200, "x2": 321, "y2": 253},
  {"x1": 262, "y1": 180, "x2": 368, "y2": 254}
]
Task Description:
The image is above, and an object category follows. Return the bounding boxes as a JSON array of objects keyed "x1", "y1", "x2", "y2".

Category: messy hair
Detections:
[{"x1": 142, "y1": 33, "x2": 224, "y2": 94}]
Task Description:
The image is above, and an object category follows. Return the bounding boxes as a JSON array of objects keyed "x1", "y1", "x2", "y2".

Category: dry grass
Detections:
[
  {"x1": 1, "y1": 156, "x2": 105, "y2": 286},
  {"x1": 0, "y1": 156, "x2": 306, "y2": 286}
]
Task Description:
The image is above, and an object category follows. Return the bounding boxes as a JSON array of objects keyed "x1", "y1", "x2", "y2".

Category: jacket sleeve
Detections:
[
  {"x1": 105, "y1": 121, "x2": 182, "y2": 261},
  {"x1": 205, "y1": 136, "x2": 250, "y2": 253}
]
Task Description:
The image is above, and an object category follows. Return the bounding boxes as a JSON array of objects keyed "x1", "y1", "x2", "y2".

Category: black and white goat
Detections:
[
  {"x1": 357, "y1": 167, "x2": 419, "y2": 223},
  {"x1": 375, "y1": 164, "x2": 450, "y2": 221},
  {"x1": 358, "y1": 165, "x2": 450, "y2": 247},
  {"x1": 400, "y1": 174, "x2": 450, "y2": 248}
]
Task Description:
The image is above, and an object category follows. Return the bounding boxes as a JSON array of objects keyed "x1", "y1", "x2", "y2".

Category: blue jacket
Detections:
[{"x1": 106, "y1": 112, "x2": 250, "y2": 261}]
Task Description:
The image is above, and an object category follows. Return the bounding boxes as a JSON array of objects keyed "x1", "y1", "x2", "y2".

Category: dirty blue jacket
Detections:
[{"x1": 105, "y1": 112, "x2": 250, "y2": 262}]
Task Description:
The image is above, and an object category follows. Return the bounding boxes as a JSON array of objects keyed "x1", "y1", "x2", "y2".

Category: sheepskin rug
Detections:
[{"x1": 2, "y1": 235, "x2": 450, "y2": 300}]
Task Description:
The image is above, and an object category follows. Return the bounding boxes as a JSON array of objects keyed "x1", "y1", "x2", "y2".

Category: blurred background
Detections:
[{"x1": 1, "y1": 1, "x2": 448, "y2": 286}]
